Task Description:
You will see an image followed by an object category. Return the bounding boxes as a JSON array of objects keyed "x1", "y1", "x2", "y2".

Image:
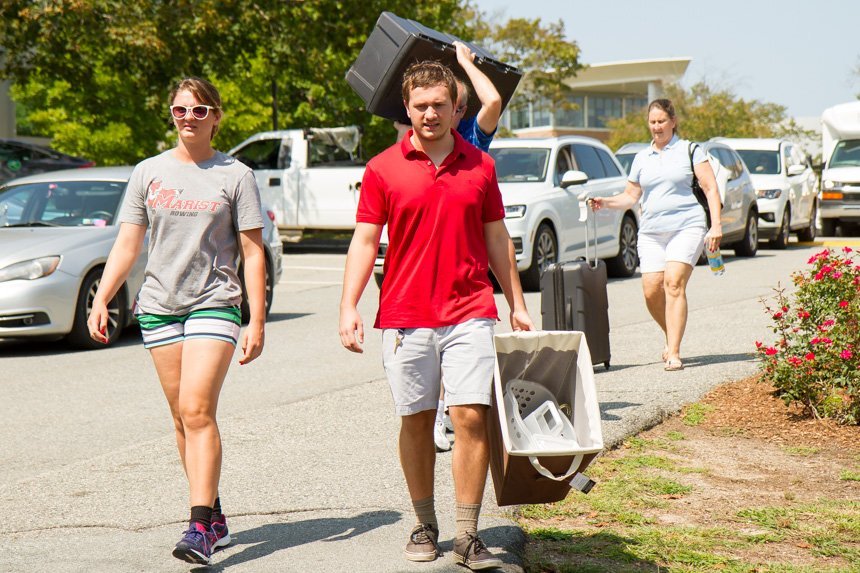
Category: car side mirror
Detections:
[
  {"x1": 787, "y1": 164, "x2": 805, "y2": 177},
  {"x1": 560, "y1": 170, "x2": 588, "y2": 188}
]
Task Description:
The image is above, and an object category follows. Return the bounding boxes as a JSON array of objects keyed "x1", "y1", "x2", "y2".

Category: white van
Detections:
[{"x1": 820, "y1": 102, "x2": 860, "y2": 235}]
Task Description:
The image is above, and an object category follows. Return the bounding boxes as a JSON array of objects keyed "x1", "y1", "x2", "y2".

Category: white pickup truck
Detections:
[{"x1": 228, "y1": 126, "x2": 365, "y2": 241}]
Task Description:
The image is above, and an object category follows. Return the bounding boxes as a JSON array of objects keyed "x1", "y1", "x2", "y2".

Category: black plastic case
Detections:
[{"x1": 346, "y1": 11, "x2": 522, "y2": 124}]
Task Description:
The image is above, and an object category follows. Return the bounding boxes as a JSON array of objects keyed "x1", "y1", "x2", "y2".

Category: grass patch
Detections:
[
  {"x1": 840, "y1": 470, "x2": 860, "y2": 481},
  {"x1": 676, "y1": 466, "x2": 710, "y2": 475},
  {"x1": 782, "y1": 445, "x2": 820, "y2": 456},
  {"x1": 682, "y1": 403, "x2": 714, "y2": 426},
  {"x1": 519, "y1": 428, "x2": 860, "y2": 573},
  {"x1": 665, "y1": 431, "x2": 685, "y2": 441},
  {"x1": 522, "y1": 501, "x2": 860, "y2": 572},
  {"x1": 717, "y1": 426, "x2": 748, "y2": 437}
]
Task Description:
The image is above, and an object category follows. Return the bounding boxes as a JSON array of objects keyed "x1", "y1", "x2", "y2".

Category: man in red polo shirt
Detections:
[{"x1": 339, "y1": 60, "x2": 534, "y2": 570}]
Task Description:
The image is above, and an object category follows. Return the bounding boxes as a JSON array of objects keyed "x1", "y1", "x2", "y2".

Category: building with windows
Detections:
[{"x1": 501, "y1": 57, "x2": 691, "y2": 142}]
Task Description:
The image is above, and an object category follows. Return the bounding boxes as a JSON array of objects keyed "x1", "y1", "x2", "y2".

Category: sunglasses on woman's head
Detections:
[{"x1": 169, "y1": 104, "x2": 216, "y2": 120}]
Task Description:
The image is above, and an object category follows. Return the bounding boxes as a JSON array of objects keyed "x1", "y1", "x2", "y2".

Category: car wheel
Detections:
[
  {"x1": 768, "y1": 208, "x2": 790, "y2": 250},
  {"x1": 240, "y1": 257, "x2": 274, "y2": 324},
  {"x1": 733, "y1": 211, "x2": 758, "y2": 257},
  {"x1": 606, "y1": 214, "x2": 638, "y2": 278},
  {"x1": 821, "y1": 217, "x2": 838, "y2": 237},
  {"x1": 67, "y1": 269, "x2": 127, "y2": 349},
  {"x1": 520, "y1": 222, "x2": 557, "y2": 292},
  {"x1": 797, "y1": 202, "x2": 817, "y2": 242}
]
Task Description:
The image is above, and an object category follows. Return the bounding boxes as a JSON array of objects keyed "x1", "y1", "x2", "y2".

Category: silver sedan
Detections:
[{"x1": 0, "y1": 166, "x2": 283, "y2": 349}]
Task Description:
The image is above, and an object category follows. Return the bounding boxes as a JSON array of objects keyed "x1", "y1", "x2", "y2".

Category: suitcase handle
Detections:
[
  {"x1": 579, "y1": 200, "x2": 598, "y2": 269},
  {"x1": 529, "y1": 454, "x2": 585, "y2": 482}
]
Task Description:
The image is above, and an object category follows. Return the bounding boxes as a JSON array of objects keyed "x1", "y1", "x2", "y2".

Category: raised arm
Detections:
[{"x1": 454, "y1": 41, "x2": 502, "y2": 136}]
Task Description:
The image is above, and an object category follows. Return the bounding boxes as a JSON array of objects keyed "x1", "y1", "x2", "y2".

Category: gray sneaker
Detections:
[
  {"x1": 404, "y1": 523, "x2": 440, "y2": 562},
  {"x1": 453, "y1": 533, "x2": 502, "y2": 570}
]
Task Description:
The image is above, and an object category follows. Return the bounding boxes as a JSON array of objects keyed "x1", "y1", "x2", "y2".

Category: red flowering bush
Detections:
[{"x1": 757, "y1": 247, "x2": 860, "y2": 424}]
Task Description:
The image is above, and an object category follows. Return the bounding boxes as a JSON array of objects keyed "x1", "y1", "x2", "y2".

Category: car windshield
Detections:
[
  {"x1": 489, "y1": 148, "x2": 550, "y2": 182},
  {"x1": 735, "y1": 150, "x2": 781, "y2": 175},
  {"x1": 829, "y1": 139, "x2": 860, "y2": 168},
  {"x1": 0, "y1": 180, "x2": 126, "y2": 228},
  {"x1": 615, "y1": 153, "x2": 636, "y2": 174}
]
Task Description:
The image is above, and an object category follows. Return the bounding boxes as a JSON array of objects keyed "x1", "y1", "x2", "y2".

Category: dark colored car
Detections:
[{"x1": 0, "y1": 139, "x2": 94, "y2": 184}]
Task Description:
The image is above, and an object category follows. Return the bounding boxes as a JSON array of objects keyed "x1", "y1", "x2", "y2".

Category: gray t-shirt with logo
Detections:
[{"x1": 119, "y1": 150, "x2": 264, "y2": 315}]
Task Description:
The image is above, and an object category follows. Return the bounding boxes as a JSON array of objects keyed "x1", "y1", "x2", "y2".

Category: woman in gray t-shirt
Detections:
[
  {"x1": 590, "y1": 99, "x2": 722, "y2": 371},
  {"x1": 86, "y1": 77, "x2": 266, "y2": 565}
]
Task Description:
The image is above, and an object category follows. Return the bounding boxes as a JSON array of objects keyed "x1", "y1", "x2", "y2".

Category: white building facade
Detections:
[{"x1": 501, "y1": 57, "x2": 691, "y2": 142}]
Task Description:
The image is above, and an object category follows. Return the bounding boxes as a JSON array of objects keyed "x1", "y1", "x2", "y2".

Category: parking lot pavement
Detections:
[{"x1": 0, "y1": 240, "x2": 832, "y2": 571}]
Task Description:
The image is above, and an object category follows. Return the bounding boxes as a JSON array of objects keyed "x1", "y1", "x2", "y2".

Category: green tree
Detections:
[
  {"x1": 474, "y1": 15, "x2": 583, "y2": 122},
  {"x1": 0, "y1": 1, "x2": 469, "y2": 163},
  {"x1": 1, "y1": 1, "x2": 581, "y2": 163},
  {"x1": 606, "y1": 82, "x2": 811, "y2": 151}
]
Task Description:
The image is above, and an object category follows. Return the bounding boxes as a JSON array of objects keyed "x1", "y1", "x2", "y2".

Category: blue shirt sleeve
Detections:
[{"x1": 456, "y1": 116, "x2": 496, "y2": 153}]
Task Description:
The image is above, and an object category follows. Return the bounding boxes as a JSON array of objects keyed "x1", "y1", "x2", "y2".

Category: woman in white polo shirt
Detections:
[{"x1": 590, "y1": 99, "x2": 722, "y2": 371}]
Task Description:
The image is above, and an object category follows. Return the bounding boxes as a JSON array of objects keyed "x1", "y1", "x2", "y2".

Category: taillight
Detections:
[
  {"x1": 78, "y1": 161, "x2": 96, "y2": 168},
  {"x1": 266, "y1": 210, "x2": 276, "y2": 222}
]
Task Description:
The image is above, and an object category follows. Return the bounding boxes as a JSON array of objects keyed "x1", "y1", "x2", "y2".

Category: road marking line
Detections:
[
  {"x1": 286, "y1": 266, "x2": 344, "y2": 271},
  {"x1": 281, "y1": 280, "x2": 343, "y2": 285},
  {"x1": 798, "y1": 240, "x2": 860, "y2": 247}
]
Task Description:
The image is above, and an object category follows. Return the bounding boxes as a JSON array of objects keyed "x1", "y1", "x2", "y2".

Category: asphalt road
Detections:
[{"x1": 0, "y1": 237, "x2": 847, "y2": 572}]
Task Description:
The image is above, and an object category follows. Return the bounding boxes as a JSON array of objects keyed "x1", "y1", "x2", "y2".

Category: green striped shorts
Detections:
[{"x1": 136, "y1": 307, "x2": 242, "y2": 349}]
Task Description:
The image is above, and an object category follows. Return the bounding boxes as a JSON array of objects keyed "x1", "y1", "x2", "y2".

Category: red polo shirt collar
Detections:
[{"x1": 400, "y1": 128, "x2": 470, "y2": 171}]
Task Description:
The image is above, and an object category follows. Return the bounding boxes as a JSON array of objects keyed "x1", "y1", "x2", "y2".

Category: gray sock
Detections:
[
  {"x1": 413, "y1": 496, "x2": 437, "y2": 529},
  {"x1": 455, "y1": 502, "x2": 481, "y2": 539}
]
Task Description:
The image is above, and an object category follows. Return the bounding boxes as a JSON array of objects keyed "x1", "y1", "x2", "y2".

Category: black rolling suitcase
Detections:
[
  {"x1": 346, "y1": 11, "x2": 522, "y2": 124},
  {"x1": 540, "y1": 210, "x2": 611, "y2": 370}
]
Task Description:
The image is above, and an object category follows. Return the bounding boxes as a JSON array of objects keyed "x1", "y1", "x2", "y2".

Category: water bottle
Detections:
[{"x1": 705, "y1": 242, "x2": 725, "y2": 276}]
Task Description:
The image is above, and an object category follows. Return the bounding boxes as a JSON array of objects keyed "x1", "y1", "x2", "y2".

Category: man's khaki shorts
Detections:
[{"x1": 381, "y1": 318, "x2": 495, "y2": 416}]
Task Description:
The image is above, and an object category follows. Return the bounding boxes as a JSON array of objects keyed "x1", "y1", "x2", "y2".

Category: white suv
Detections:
[
  {"x1": 490, "y1": 136, "x2": 639, "y2": 289},
  {"x1": 374, "y1": 136, "x2": 639, "y2": 291},
  {"x1": 715, "y1": 138, "x2": 817, "y2": 247}
]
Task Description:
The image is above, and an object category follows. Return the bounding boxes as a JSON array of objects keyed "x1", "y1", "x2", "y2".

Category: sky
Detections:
[{"x1": 474, "y1": 0, "x2": 859, "y2": 119}]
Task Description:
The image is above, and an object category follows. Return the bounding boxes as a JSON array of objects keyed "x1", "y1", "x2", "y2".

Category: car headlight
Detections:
[
  {"x1": 505, "y1": 205, "x2": 527, "y2": 219},
  {"x1": 823, "y1": 180, "x2": 842, "y2": 190},
  {"x1": 0, "y1": 256, "x2": 61, "y2": 282},
  {"x1": 756, "y1": 189, "x2": 782, "y2": 199}
]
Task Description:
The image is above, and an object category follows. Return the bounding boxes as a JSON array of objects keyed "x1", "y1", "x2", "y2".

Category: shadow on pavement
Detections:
[
  {"x1": 592, "y1": 362, "x2": 638, "y2": 373},
  {"x1": 594, "y1": 351, "x2": 756, "y2": 373},
  {"x1": 265, "y1": 312, "x2": 312, "y2": 324},
  {"x1": 682, "y1": 352, "x2": 756, "y2": 368},
  {"x1": 0, "y1": 325, "x2": 142, "y2": 356},
  {"x1": 599, "y1": 402, "x2": 641, "y2": 421},
  {"x1": 196, "y1": 510, "x2": 402, "y2": 571},
  {"x1": 434, "y1": 523, "x2": 525, "y2": 564}
]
